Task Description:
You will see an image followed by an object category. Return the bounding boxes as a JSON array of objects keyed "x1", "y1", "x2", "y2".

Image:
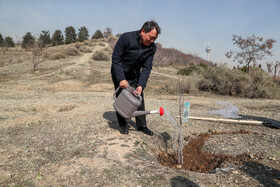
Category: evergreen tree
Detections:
[
  {"x1": 91, "y1": 29, "x2": 103, "y2": 39},
  {"x1": 39, "y1": 30, "x2": 51, "y2": 47},
  {"x1": 22, "y1": 32, "x2": 35, "y2": 48},
  {"x1": 65, "y1": 26, "x2": 76, "y2": 44},
  {"x1": 0, "y1": 33, "x2": 4, "y2": 47},
  {"x1": 4, "y1": 36, "x2": 15, "y2": 47},
  {"x1": 77, "y1": 26, "x2": 89, "y2": 42},
  {"x1": 52, "y1": 30, "x2": 64, "y2": 46}
]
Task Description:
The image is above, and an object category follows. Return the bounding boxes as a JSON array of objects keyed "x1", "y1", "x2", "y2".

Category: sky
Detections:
[{"x1": 0, "y1": 0, "x2": 280, "y2": 68}]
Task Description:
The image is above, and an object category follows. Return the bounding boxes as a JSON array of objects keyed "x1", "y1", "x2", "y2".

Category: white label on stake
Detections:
[{"x1": 182, "y1": 101, "x2": 190, "y2": 122}]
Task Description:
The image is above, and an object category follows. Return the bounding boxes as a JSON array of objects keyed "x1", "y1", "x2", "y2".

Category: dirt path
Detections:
[
  {"x1": 0, "y1": 44, "x2": 280, "y2": 186},
  {"x1": 151, "y1": 70, "x2": 179, "y2": 79}
]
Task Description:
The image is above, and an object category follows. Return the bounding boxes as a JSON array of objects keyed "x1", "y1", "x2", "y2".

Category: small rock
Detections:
[
  {"x1": 221, "y1": 167, "x2": 233, "y2": 172},
  {"x1": 249, "y1": 154, "x2": 254, "y2": 159},
  {"x1": 208, "y1": 129, "x2": 216, "y2": 133},
  {"x1": 176, "y1": 164, "x2": 182, "y2": 169},
  {"x1": 268, "y1": 157, "x2": 277, "y2": 161},
  {"x1": 232, "y1": 170, "x2": 239, "y2": 174},
  {"x1": 241, "y1": 175, "x2": 250, "y2": 181},
  {"x1": 6, "y1": 173, "x2": 12, "y2": 178}
]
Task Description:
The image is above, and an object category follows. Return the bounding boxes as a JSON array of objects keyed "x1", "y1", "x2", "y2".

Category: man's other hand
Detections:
[
  {"x1": 136, "y1": 86, "x2": 142, "y2": 95},
  {"x1": 119, "y1": 80, "x2": 128, "y2": 88}
]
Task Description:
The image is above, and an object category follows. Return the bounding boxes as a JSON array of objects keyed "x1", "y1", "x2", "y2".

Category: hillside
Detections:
[
  {"x1": 0, "y1": 40, "x2": 279, "y2": 186},
  {"x1": 154, "y1": 44, "x2": 213, "y2": 67}
]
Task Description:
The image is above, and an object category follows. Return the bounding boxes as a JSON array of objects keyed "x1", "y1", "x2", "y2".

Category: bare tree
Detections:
[
  {"x1": 226, "y1": 34, "x2": 276, "y2": 72},
  {"x1": 266, "y1": 61, "x2": 280, "y2": 80},
  {"x1": 31, "y1": 41, "x2": 43, "y2": 71},
  {"x1": 103, "y1": 27, "x2": 112, "y2": 39}
]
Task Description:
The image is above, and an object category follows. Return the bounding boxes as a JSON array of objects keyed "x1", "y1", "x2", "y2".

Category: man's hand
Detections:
[
  {"x1": 119, "y1": 80, "x2": 128, "y2": 88},
  {"x1": 136, "y1": 86, "x2": 143, "y2": 95}
]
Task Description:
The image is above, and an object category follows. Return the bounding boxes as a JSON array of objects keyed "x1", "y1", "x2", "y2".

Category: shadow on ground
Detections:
[
  {"x1": 170, "y1": 176, "x2": 199, "y2": 187},
  {"x1": 160, "y1": 131, "x2": 172, "y2": 153},
  {"x1": 240, "y1": 162, "x2": 280, "y2": 187},
  {"x1": 240, "y1": 115, "x2": 280, "y2": 129},
  {"x1": 103, "y1": 111, "x2": 138, "y2": 131}
]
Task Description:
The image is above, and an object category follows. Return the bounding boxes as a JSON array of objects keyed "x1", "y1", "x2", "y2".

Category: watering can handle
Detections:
[
  {"x1": 113, "y1": 86, "x2": 121, "y2": 100},
  {"x1": 113, "y1": 85, "x2": 142, "y2": 101}
]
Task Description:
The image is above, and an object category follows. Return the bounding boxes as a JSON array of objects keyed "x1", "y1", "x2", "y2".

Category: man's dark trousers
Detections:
[{"x1": 112, "y1": 77, "x2": 146, "y2": 128}]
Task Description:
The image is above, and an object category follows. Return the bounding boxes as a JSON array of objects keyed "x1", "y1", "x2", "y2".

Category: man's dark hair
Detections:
[{"x1": 141, "y1": 20, "x2": 161, "y2": 35}]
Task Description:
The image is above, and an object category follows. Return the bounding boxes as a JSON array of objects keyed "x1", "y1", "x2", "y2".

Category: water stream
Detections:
[
  {"x1": 163, "y1": 108, "x2": 184, "y2": 164},
  {"x1": 208, "y1": 101, "x2": 239, "y2": 118}
]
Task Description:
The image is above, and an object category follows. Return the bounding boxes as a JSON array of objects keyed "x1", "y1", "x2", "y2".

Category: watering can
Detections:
[{"x1": 113, "y1": 85, "x2": 164, "y2": 119}]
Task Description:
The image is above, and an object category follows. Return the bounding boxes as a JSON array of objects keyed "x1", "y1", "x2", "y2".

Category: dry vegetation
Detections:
[
  {"x1": 173, "y1": 64, "x2": 280, "y2": 99},
  {"x1": 0, "y1": 39, "x2": 279, "y2": 186},
  {"x1": 154, "y1": 43, "x2": 212, "y2": 67}
]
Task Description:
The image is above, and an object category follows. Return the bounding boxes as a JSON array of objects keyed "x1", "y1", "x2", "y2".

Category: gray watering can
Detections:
[{"x1": 113, "y1": 85, "x2": 164, "y2": 119}]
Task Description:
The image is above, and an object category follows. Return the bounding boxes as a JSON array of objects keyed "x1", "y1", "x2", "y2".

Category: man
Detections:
[{"x1": 111, "y1": 20, "x2": 161, "y2": 135}]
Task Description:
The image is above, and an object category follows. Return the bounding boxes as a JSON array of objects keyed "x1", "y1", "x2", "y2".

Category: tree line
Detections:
[
  {"x1": 0, "y1": 26, "x2": 115, "y2": 48},
  {"x1": 1, "y1": 26, "x2": 278, "y2": 79}
]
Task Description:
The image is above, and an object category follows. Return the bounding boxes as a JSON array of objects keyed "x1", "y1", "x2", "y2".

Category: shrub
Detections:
[
  {"x1": 74, "y1": 43, "x2": 82, "y2": 49},
  {"x1": 104, "y1": 47, "x2": 112, "y2": 54},
  {"x1": 177, "y1": 66, "x2": 200, "y2": 76},
  {"x1": 49, "y1": 52, "x2": 66, "y2": 60},
  {"x1": 79, "y1": 46, "x2": 92, "y2": 53},
  {"x1": 163, "y1": 73, "x2": 201, "y2": 94},
  {"x1": 175, "y1": 64, "x2": 280, "y2": 98},
  {"x1": 198, "y1": 66, "x2": 279, "y2": 98},
  {"x1": 84, "y1": 40, "x2": 96, "y2": 46},
  {"x1": 0, "y1": 33, "x2": 3, "y2": 46},
  {"x1": 92, "y1": 50, "x2": 110, "y2": 61},
  {"x1": 177, "y1": 63, "x2": 208, "y2": 76},
  {"x1": 65, "y1": 47, "x2": 80, "y2": 56},
  {"x1": 97, "y1": 42, "x2": 106, "y2": 47}
]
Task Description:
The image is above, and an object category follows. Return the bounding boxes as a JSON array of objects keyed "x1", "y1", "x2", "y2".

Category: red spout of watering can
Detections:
[
  {"x1": 149, "y1": 107, "x2": 164, "y2": 116},
  {"x1": 159, "y1": 107, "x2": 164, "y2": 116}
]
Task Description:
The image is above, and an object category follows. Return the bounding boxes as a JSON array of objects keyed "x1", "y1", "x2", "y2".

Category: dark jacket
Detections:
[{"x1": 111, "y1": 30, "x2": 157, "y2": 88}]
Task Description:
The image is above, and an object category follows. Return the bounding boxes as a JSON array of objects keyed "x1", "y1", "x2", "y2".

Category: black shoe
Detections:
[
  {"x1": 119, "y1": 126, "x2": 128, "y2": 134},
  {"x1": 137, "y1": 126, "x2": 154, "y2": 136}
]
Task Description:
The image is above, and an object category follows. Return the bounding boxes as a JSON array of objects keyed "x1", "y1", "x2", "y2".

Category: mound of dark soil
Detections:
[{"x1": 158, "y1": 130, "x2": 252, "y2": 173}]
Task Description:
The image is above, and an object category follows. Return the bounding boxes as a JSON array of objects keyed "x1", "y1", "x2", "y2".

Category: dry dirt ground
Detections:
[{"x1": 0, "y1": 42, "x2": 280, "y2": 187}]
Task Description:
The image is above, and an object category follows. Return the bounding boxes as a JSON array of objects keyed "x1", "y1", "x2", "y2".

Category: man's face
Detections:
[{"x1": 140, "y1": 28, "x2": 158, "y2": 46}]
